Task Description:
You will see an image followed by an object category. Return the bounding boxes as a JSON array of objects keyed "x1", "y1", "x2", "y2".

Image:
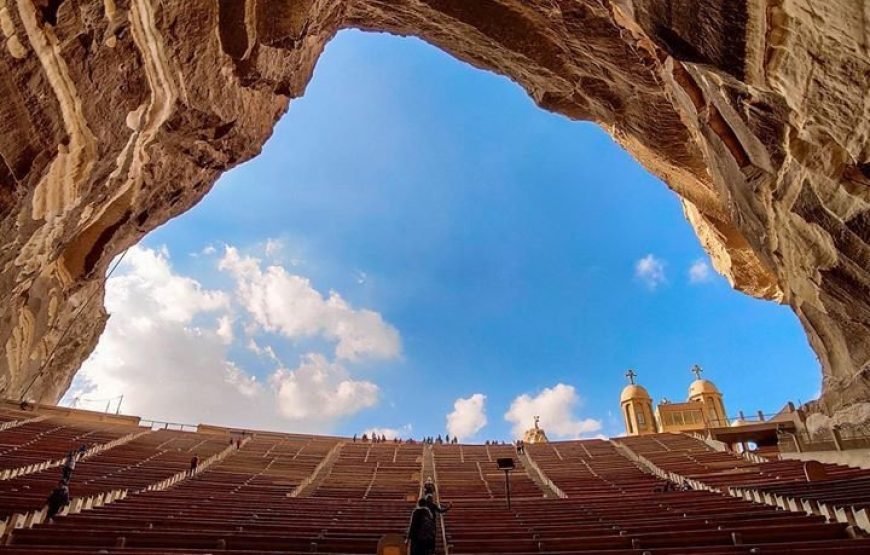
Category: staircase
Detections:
[
  {"x1": 426, "y1": 445, "x2": 450, "y2": 555},
  {"x1": 144, "y1": 434, "x2": 251, "y2": 493},
  {"x1": 290, "y1": 441, "x2": 344, "y2": 497},
  {"x1": 420, "y1": 445, "x2": 434, "y2": 498},
  {"x1": 517, "y1": 449, "x2": 565, "y2": 498}
]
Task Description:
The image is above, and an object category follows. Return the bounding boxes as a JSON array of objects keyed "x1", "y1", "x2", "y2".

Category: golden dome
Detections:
[
  {"x1": 688, "y1": 379, "x2": 720, "y2": 397},
  {"x1": 621, "y1": 384, "x2": 651, "y2": 403}
]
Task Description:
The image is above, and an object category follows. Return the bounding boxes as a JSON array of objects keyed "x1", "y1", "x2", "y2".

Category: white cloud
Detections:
[
  {"x1": 635, "y1": 254, "x2": 666, "y2": 290},
  {"x1": 64, "y1": 245, "x2": 385, "y2": 434},
  {"x1": 446, "y1": 393, "x2": 487, "y2": 440},
  {"x1": 113, "y1": 246, "x2": 229, "y2": 323},
  {"x1": 273, "y1": 353, "x2": 379, "y2": 421},
  {"x1": 201, "y1": 245, "x2": 217, "y2": 256},
  {"x1": 219, "y1": 247, "x2": 400, "y2": 361},
  {"x1": 363, "y1": 424, "x2": 412, "y2": 440},
  {"x1": 504, "y1": 384, "x2": 602, "y2": 439},
  {"x1": 688, "y1": 259, "x2": 713, "y2": 284},
  {"x1": 216, "y1": 315, "x2": 234, "y2": 344}
]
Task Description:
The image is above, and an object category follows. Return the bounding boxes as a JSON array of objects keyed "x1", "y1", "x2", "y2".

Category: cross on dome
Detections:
[
  {"x1": 625, "y1": 369, "x2": 637, "y2": 385},
  {"x1": 691, "y1": 364, "x2": 703, "y2": 380}
]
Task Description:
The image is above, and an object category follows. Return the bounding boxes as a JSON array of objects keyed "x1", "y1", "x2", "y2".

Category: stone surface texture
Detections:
[{"x1": 0, "y1": 1, "x2": 867, "y2": 425}]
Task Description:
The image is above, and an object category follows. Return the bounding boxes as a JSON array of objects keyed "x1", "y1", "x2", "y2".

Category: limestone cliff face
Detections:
[{"x1": 0, "y1": 1, "x2": 867, "y2": 424}]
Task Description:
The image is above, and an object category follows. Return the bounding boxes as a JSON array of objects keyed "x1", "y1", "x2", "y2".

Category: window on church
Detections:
[
  {"x1": 674, "y1": 412, "x2": 684, "y2": 426},
  {"x1": 709, "y1": 408, "x2": 718, "y2": 424},
  {"x1": 625, "y1": 405, "x2": 634, "y2": 434},
  {"x1": 637, "y1": 408, "x2": 646, "y2": 426}
]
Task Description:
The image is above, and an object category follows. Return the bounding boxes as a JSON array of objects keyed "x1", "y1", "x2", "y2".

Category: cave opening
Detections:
[{"x1": 59, "y1": 30, "x2": 821, "y2": 439}]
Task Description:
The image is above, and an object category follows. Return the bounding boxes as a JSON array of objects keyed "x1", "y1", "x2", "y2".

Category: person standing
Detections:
[
  {"x1": 424, "y1": 494, "x2": 451, "y2": 516},
  {"x1": 45, "y1": 481, "x2": 71, "y2": 522},
  {"x1": 406, "y1": 498, "x2": 436, "y2": 555},
  {"x1": 61, "y1": 451, "x2": 76, "y2": 483},
  {"x1": 423, "y1": 477, "x2": 436, "y2": 497}
]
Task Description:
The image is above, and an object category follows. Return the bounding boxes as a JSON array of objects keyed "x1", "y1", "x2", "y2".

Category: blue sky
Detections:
[{"x1": 66, "y1": 30, "x2": 821, "y2": 440}]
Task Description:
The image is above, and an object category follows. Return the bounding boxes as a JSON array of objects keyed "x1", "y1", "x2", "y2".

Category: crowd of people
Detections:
[
  {"x1": 352, "y1": 433, "x2": 460, "y2": 444},
  {"x1": 351, "y1": 433, "x2": 533, "y2": 449}
]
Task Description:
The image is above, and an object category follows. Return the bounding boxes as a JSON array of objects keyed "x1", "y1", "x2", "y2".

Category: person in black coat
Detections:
[
  {"x1": 46, "y1": 481, "x2": 70, "y2": 522},
  {"x1": 424, "y1": 494, "x2": 451, "y2": 515},
  {"x1": 406, "y1": 498, "x2": 436, "y2": 555},
  {"x1": 61, "y1": 451, "x2": 76, "y2": 483}
]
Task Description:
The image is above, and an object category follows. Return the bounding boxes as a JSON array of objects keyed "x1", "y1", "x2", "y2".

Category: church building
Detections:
[{"x1": 621, "y1": 365, "x2": 728, "y2": 436}]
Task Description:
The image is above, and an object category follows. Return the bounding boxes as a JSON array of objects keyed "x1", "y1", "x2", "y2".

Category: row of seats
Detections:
[
  {"x1": 433, "y1": 444, "x2": 543, "y2": 500},
  {"x1": 4, "y1": 435, "x2": 419, "y2": 553},
  {"x1": 471, "y1": 438, "x2": 869, "y2": 554},
  {"x1": 0, "y1": 418, "x2": 133, "y2": 472},
  {"x1": 618, "y1": 433, "x2": 870, "y2": 537},
  {"x1": 2, "y1": 407, "x2": 869, "y2": 554},
  {"x1": 0, "y1": 430, "x2": 228, "y2": 520},
  {"x1": 619, "y1": 433, "x2": 870, "y2": 505},
  {"x1": 0, "y1": 407, "x2": 37, "y2": 426},
  {"x1": 309, "y1": 442, "x2": 423, "y2": 500}
]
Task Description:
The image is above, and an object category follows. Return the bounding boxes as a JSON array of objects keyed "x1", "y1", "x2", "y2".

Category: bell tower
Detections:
[
  {"x1": 687, "y1": 365, "x2": 728, "y2": 427},
  {"x1": 620, "y1": 369, "x2": 656, "y2": 436}
]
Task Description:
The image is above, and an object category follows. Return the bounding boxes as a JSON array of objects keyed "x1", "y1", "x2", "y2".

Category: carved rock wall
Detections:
[{"x1": 0, "y1": 0, "x2": 867, "y2": 424}]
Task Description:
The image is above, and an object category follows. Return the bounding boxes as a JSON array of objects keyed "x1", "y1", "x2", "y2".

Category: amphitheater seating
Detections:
[
  {"x1": 1, "y1": 407, "x2": 870, "y2": 554},
  {"x1": 433, "y1": 443, "x2": 543, "y2": 500},
  {"x1": 619, "y1": 433, "x2": 870, "y2": 535},
  {"x1": 619, "y1": 433, "x2": 870, "y2": 490},
  {"x1": 5, "y1": 436, "x2": 419, "y2": 553},
  {"x1": 0, "y1": 418, "x2": 133, "y2": 472},
  {"x1": 308, "y1": 441, "x2": 422, "y2": 500},
  {"x1": 0, "y1": 430, "x2": 227, "y2": 520},
  {"x1": 204, "y1": 435, "x2": 338, "y2": 495},
  {"x1": 0, "y1": 407, "x2": 36, "y2": 425},
  {"x1": 438, "y1": 437, "x2": 867, "y2": 554}
]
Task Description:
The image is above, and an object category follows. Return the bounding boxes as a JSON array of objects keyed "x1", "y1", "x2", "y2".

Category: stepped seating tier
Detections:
[
  {"x1": 0, "y1": 430, "x2": 227, "y2": 519},
  {"x1": 433, "y1": 443, "x2": 544, "y2": 501},
  {"x1": 619, "y1": 433, "x2": 870, "y2": 514},
  {"x1": 0, "y1": 418, "x2": 133, "y2": 471},
  {"x1": 0, "y1": 405, "x2": 869, "y2": 554},
  {"x1": 0, "y1": 407, "x2": 37, "y2": 425},
  {"x1": 308, "y1": 442, "x2": 423, "y2": 501}
]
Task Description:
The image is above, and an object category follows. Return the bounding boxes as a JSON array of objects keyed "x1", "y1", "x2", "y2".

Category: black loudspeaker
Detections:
[{"x1": 496, "y1": 457, "x2": 515, "y2": 470}]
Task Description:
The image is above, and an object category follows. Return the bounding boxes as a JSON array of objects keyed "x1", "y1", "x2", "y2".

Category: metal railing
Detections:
[
  {"x1": 709, "y1": 410, "x2": 795, "y2": 428},
  {"x1": 779, "y1": 428, "x2": 870, "y2": 453},
  {"x1": 139, "y1": 419, "x2": 198, "y2": 432}
]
